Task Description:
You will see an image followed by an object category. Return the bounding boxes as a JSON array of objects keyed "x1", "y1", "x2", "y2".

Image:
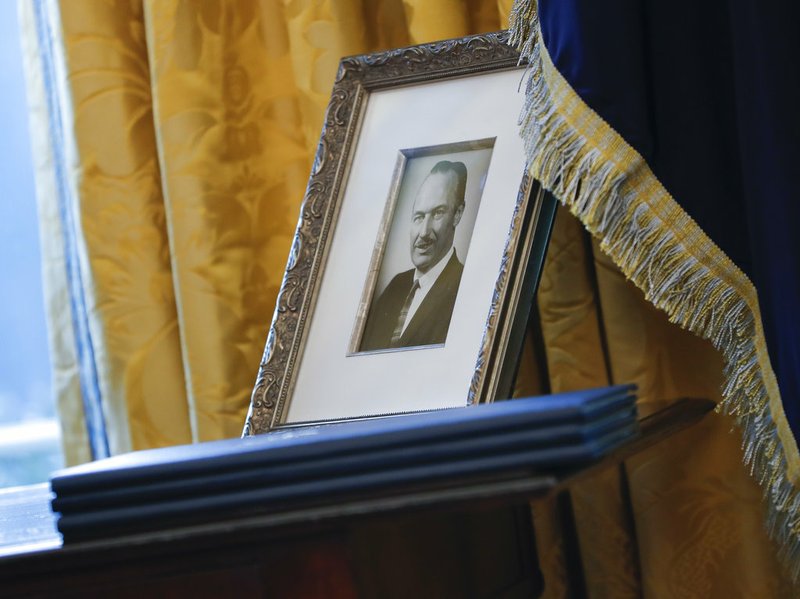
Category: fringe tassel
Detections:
[{"x1": 508, "y1": 0, "x2": 800, "y2": 581}]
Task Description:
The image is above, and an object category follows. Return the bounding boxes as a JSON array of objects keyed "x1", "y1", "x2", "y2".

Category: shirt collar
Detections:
[{"x1": 414, "y1": 247, "x2": 455, "y2": 291}]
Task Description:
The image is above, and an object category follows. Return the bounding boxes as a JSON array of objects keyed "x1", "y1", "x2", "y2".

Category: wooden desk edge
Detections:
[{"x1": 0, "y1": 397, "x2": 715, "y2": 581}]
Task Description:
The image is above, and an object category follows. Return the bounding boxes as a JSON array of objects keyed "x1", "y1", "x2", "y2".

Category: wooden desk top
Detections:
[{"x1": 0, "y1": 399, "x2": 713, "y2": 597}]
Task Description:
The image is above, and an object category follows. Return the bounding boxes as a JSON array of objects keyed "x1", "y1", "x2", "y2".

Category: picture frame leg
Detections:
[{"x1": 555, "y1": 490, "x2": 588, "y2": 599}]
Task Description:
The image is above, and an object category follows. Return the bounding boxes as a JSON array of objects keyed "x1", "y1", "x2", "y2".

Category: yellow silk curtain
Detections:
[
  {"x1": 19, "y1": 0, "x2": 513, "y2": 460},
  {"x1": 21, "y1": 0, "x2": 792, "y2": 595},
  {"x1": 521, "y1": 208, "x2": 794, "y2": 597}
]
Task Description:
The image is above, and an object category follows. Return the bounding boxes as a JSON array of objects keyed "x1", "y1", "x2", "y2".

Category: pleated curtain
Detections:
[{"x1": 20, "y1": 0, "x2": 793, "y2": 595}]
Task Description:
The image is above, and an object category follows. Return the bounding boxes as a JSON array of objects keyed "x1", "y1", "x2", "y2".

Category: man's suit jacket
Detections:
[{"x1": 360, "y1": 252, "x2": 464, "y2": 351}]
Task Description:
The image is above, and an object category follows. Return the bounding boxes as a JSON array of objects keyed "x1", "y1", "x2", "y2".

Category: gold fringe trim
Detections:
[{"x1": 509, "y1": 0, "x2": 800, "y2": 579}]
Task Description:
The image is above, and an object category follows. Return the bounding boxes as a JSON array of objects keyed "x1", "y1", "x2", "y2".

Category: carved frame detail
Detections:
[{"x1": 244, "y1": 31, "x2": 545, "y2": 435}]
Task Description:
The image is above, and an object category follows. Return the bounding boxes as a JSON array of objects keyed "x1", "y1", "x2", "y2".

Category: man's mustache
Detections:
[{"x1": 414, "y1": 234, "x2": 435, "y2": 249}]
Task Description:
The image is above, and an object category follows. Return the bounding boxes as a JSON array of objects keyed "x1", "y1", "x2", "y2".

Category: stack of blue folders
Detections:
[{"x1": 51, "y1": 385, "x2": 637, "y2": 542}]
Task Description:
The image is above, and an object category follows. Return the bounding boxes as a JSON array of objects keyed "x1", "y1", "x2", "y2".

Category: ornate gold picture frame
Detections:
[{"x1": 245, "y1": 32, "x2": 555, "y2": 434}]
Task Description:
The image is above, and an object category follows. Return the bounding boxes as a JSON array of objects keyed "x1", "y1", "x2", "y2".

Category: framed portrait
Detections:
[{"x1": 245, "y1": 32, "x2": 556, "y2": 434}]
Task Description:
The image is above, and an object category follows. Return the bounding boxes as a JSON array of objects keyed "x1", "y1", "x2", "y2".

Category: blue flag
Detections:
[{"x1": 510, "y1": 0, "x2": 800, "y2": 578}]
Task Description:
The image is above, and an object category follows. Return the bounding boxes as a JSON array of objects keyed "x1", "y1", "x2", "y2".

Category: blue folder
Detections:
[{"x1": 51, "y1": 385, "x2": 637, "y2": 541}]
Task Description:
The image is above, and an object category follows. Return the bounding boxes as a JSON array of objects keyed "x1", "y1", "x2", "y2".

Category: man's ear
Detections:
[{"x1": 453, "y1": 203, "x2": 464, "y2": 226}]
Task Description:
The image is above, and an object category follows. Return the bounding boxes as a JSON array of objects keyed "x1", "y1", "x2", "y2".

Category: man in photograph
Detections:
[{"x1": 361, "y1": 160, "x2": 467, "y2": 351}]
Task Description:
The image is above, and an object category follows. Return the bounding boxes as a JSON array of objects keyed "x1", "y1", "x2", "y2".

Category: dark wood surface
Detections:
[{"x1": 0, "y1": 399, "x2": 713, "y2": 598}]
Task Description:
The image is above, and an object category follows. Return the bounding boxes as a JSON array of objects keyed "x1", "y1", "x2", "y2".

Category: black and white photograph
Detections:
[
  {"x1": 356, "y1": 139, "x2": 495, "y2": 353},
  {"x1": 245, "y1": 35, "x2": 548, "y2": 429}
]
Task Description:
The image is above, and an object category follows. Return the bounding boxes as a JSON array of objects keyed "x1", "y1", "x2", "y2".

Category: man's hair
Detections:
[{"x1": 429, "y1": 160, "x2": 467, "y2": 209}]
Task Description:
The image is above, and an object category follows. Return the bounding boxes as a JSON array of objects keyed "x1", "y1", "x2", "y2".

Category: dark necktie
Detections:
[{"x1": 390, "y1": 279, "x2": 420, "y2": 346}]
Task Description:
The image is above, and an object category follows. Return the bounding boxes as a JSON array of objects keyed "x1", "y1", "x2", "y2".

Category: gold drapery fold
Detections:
[
  {"x1": 23, "y1": 0, "x2": 511, "y2": 449},
  {"x1": 592, "y1": 235, "x2": 792, "y2": 597},
  {"x1": 143, "y1": 0, "x2": 314, "y2": 440},
  {"x1": 19, "y1": 0, "x2": 91, "y2": 465},
  {"x1": 23, "y1": 0, "x2": 192, "y2": 455},
  {"x1": 23, "y1": 0, "x2": 791, "y2": 594},
  {"x1": 527, "y1": 208, "x2": 793, "y2": 596}
]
